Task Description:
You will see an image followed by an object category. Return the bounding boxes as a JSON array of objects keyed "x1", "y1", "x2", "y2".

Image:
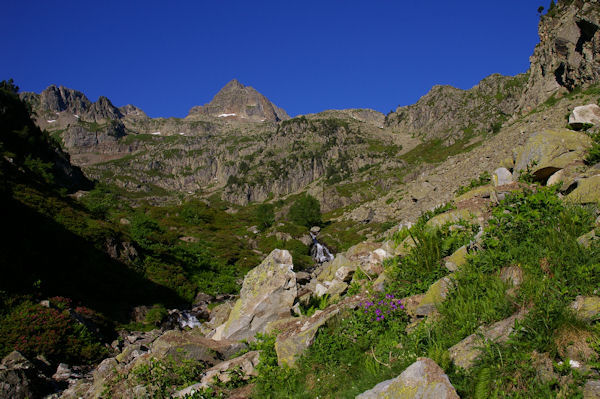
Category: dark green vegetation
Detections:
[
  {"x1": 585, "y1": 131, "x2": 600, "y2": 165},
  {"x1": 0, "y1": 81, "x2": 189, "y2": 362},
  {"x1": 252, "y1": 187, "x2": 600, "y2": 398},
  {"x1": 289, "y1": 194, "x2": 322, "y2": 228},
  {"x1": 400, "y1": 134, "x2": 485, "y2": 166}
]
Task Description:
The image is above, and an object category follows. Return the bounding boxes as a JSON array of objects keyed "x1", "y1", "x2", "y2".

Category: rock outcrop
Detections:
[
  {"x1": 213, "y1": 249, "x2": 297, "y2": 341},
  {"x1": 519, "y1": 1, "x2": 600, "y2": 110},
  {"x1": 448, "y1": 309, "x2": 529, "y2": 370},
  {"x1": 187, "y1": 79, "x2": 289, "y2": 122},
  {"x1": 272, "y1": 294, "x2": 364, "y2": 367},
  {"x1": 0, "y1": 351, "x2": 53, "y2": 399},
  {"x1": 385, "y1": 73, "x2": 528, "y2": 141},
  {"x1": 151, "y1": 330, "x2": 245, "y2": 362},
  {"x1": 513, "y1": 128, "x2": 592, "y2": 181},
  {"x1": 173, "y1": 351, "x2": 260, "y2": 397},
  {"x1": 356, "y1": 357, "x2": 459, "y2": 399}
]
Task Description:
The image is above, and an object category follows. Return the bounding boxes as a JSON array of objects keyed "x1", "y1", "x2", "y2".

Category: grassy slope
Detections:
[{"x1": 252, "y1": 186, "x2": 600, "y2": 398}]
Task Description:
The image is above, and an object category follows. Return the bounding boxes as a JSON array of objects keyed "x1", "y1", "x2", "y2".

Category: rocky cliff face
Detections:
[
  {"x1": 187, "y1": 79, "x2": 290, "y2": 122},
  {"x1": 519, "y1": 0, "x2": 600, "y2": 110},
  {"x1": 82, "y1": 112, "x2": 416, "y2": 209},
  {"x1": 20, "y1": 85, "x2": 146, "y2": 123},
  {"x1": 384, "y1": 73, "x2": 529, "y2": 141}
]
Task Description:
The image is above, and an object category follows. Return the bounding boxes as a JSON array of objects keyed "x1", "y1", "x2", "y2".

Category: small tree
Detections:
[
  {"x1": 289, "y1": 194, "x2": 322, "y2": 228},
  {"x1": 538, "y1": 5, "x2": 545, "y2": 14},
  {"x1": 256, "y1": 203, "x2": 275, "y2": 231}
]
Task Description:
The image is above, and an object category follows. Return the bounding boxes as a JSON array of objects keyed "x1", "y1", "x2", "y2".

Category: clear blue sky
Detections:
[{"x1": 2, "y1": 0, "x2": 545, "y2": 118}]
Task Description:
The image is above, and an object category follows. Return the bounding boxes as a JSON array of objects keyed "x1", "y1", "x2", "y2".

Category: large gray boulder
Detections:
[
  {"x1": 356, "y1": 357, "x2": 459, "y2": 399},
  {"x1": 569, "y1": 104, "x2": 600, "y2": 130},
  {"x1": 152, "y1": 330, "x2": 245, "y2": 363},
  {"x1": 513, "y1": 129, "x2": 592, "y2": 182},
  {"x1": 493, "y1": 167, "x2": 513, "y2": 186},
  {"x1": 213, "y1": 249, "x2": 297, "y2": 341}
]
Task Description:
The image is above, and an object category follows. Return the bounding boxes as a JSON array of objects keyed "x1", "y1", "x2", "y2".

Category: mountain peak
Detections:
[
  {"x1": 187, "y1": 79, "x2": 289, "y2": 122},
  {"x1": 222, "y1": 78, "x2": 244, "y2": 91}
]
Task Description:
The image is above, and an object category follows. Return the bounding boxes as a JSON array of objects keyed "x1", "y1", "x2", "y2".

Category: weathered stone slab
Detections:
[{"x1": 356, "y1": 357, "x2": 459, "y2": 399}]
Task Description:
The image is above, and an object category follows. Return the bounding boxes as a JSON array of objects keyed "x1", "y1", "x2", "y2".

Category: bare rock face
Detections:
[
  {"x1": 213, "y1": 249, "x2": 297, "y2": 341},
  {"x1": 21, "y1": 85, "x2": 125, "y2": 122},
  {"x1": 519, "y1": 1, "x2": 600, "y2": 110},
  {"x1": 0, "y1": 351, "x2": 53, "y2": 399},
  {"x1": 356, "y1": 357, "x2": 459, "y2": 399},
  {"x1": 385, "y1": 73, "x2": 528, "y2": 141},
  {"x1": 187, "y1": 79, "x2": 289, "y2": 122}
]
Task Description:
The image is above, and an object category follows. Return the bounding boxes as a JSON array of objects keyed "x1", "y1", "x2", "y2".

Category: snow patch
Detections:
[
  {"x1": 151, "y1": 132, "x2": 161, "y2": 135},
  {"x1": 74, "y1": 115, "x2": 80, "y2": 119},
  {"x1": 47, "y1": 120, "x2": 57, "y2": 123},
  {"x1": 217, "y1": 113, "x2": 236, "y2": 118},
  {"x1": 178, "y1": 132, "x2": 186, "y2": 136}
]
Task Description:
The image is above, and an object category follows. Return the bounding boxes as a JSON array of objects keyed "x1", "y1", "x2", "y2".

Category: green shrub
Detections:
[
  {"x1": 145, "y1": 304, "x2": 167, "y2": 326},
  {"x1": 585, "y1": 132, "x2": 600, "y2": 165},
  {"x1": 255, "y1": 203, "x2": 275, "y2": 230},
  {"x1": 132, "y1": 356, "x2": 209, "y2": 397},
  {"x1": 181, "y1": 202, "x2": 215, "y2": 225},
  {"x1": 0, "y1": 301, "x2": 107, "y2": 363},
  {"x1": 288, "y1": 194, "x2": 322, "y2": 228}
]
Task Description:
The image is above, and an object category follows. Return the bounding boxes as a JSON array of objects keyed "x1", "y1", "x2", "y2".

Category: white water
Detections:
[
  {"x1": 178, "y1": 311, "x2": 202, "y2": 329},
  {"x1": 310, "y1": 232, "x2": 334, "y2": 263}
]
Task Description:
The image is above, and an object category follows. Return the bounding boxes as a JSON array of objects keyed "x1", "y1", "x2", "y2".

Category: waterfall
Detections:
[
  {"x1": 177, "y1": 310, "x2": 203, "y2": 329},
  {"x1": 310, "y1": 232, "x2": 334, "y2": 263}
]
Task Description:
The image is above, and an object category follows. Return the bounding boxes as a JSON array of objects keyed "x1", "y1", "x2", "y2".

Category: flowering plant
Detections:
[{"x1": 358, "y1": 293, "x2": 406, "y2": 323}]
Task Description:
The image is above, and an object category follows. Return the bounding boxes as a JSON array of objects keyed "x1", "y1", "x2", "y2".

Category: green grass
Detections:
[
  {"x1": 400, "y1": 135, "x2": 483, "y2": 165},
  {"x1": 252, "y1": 186, "x2": 600, "y2": 398}
]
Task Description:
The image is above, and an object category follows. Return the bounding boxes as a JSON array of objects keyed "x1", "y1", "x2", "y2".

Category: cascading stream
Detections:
[
  {"x1": 177, "y1": 310, "x2": 203, "y2": 329},
  {"x1": 310, "y1": 232, "x2": 334, "y2": 263}
]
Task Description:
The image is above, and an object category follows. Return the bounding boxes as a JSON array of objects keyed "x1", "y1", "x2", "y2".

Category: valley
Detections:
[{"x1": 2, "y1": 1, "x2": 600, "y2": 398}]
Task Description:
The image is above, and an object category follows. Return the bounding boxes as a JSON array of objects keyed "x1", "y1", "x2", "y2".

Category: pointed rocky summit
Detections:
[{"x1": 187, "y1": 79, "x2": 289, "y2": 122}]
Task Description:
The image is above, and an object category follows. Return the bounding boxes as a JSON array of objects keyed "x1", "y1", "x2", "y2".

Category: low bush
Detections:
[
  {"x1": 289, "y1": 194, "x2": 322, "y2": 228},
  {"x1": 0, "y1": 301, "x2": 107, "y2": 364}
]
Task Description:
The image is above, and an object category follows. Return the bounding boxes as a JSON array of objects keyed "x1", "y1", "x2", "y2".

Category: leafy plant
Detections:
[
  {"x1": 289, "y1": 194, "x2": 322, "y2": 228},
  {"x1": 256, "y1": 203, "x2": 275, "y2": 231},
  {"x1": 585, "y1": 132, "x2": 600, "y2": 165},
  {"x1": 0, "y1": 301, "x2": 107, "y2": 363}
]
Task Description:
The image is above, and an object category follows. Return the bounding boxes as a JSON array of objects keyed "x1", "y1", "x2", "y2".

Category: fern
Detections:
[{"x1": 474, "y1": 367, "x2": 493, "y2": 399}]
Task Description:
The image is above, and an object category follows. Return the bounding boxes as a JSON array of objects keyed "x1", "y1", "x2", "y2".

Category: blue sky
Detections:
[{"x1": 2, "y1": 1, "x2": 545, "y2": 118}]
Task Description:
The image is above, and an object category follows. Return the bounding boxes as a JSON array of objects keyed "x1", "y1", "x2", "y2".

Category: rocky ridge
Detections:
[{"x1": 519, "y1": 0, "x2": 600, "y2": 110}]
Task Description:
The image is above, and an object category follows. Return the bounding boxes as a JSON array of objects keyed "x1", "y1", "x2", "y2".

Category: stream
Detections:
[{"x1": 310, "y1": 232, "x2": 334, "y2": 263}]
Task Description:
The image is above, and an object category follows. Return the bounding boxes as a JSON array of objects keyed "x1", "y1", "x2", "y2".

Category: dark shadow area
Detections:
[
  {"x1": 576, "y1": 19, "x2": 598, "y2": 54},
  {"x1": 0, "y1": 184, "x2": 184, "y2": 323}
]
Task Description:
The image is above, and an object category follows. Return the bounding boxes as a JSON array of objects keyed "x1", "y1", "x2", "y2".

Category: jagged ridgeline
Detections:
[{"x1": 3, "y1": 0, "x2": 600, "y2": 398}]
